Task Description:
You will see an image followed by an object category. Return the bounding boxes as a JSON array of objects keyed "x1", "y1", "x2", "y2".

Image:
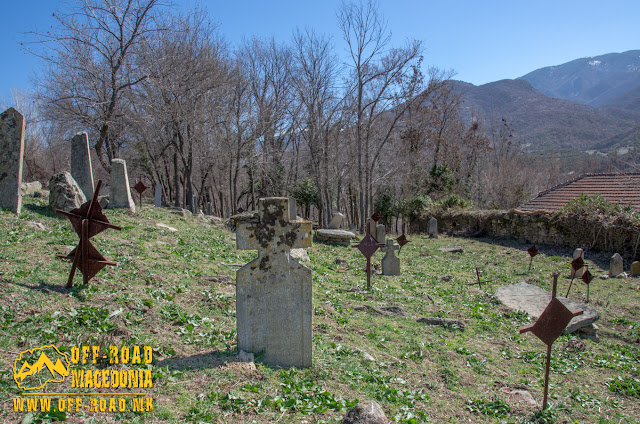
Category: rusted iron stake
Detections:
[
  {"x1": 519, "y1": 272, "x2": 583, "y2": 411},
  {"x1": 527, "y1": 245, "x2": 538, "y2": 272}
]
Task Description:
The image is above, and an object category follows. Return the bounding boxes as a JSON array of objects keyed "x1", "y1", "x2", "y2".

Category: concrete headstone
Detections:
[
  {"x1": 0, "y1": 108, "x2": 25, "y2": 214},
  {"x1": 70, "y1": 132, "x2": 94, "y2": 200},
  {"x1": 328, "y1": 212, "x2": 344, "y2": 229},
  {"x1": 381, "y1": 238, "x2": 400, "y2": 276},
  {"x1": 48, "y1": 172, "x2": 87, "y2": 213},
  {"x1": 108, "y1": 159, "x2": 135, "y2": 212},
  {"x1": 609, "y1": 253, "x2": 623, "y2": 277},
  {"x1": 235, "y1": 197, "x2": 313, "y2": 367},
  {"x1": 428, "y1": 216, "x2": 438, "y2": 238},
  {"x1": 572, "y1": 248, "x2": 585, "y2": 278},
  {"x1": 154, "y1": 183, "x2": 162, "y2": 207},
  {"x1": 630, "y1": 261, "x2": 640, "y2": 277}
]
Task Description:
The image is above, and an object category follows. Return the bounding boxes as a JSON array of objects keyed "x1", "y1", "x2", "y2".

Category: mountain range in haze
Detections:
[{"x1": 454, "y1": 50, "x2": 640, "y2": 154}]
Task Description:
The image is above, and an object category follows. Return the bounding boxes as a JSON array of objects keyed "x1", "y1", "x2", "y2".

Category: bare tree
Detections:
[
  {"x1": 291, "y1": 29, "x2": 343, "y2": 226},
  {"x1": 338, "y1": 0, "x2": 423, "y2": 231},
  {"x1": 31, "y1": 0, "x2": 165, "y2": 172},
  {"x1": 134, "y1": 11, "x2": 229, "y2": 211}
]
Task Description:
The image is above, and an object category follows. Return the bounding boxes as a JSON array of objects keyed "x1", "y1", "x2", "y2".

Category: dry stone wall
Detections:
[{"x1": 410, "y1": 209, "x2": 640, "y2": 260}]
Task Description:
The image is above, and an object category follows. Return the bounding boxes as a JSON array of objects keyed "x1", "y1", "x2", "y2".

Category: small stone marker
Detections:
[
  {"x1": 154, "y1": 183, "x2": 162, "y2": 207},
  {"x1": 609, "y1": 253, "x2": 624, "y2": 277},
  {"x1": 108, "y1": 159, "x2": 135, "y2": 212},
  {"x1": 427, "y1": 216, "x2": 438, "y2": 238},
  {"x1": 572, "y1": 248, "x2": 585, "y2": 278},
  {"x1": 381, "y1": 238, "x2": 400, "y2": 276},
  {"x1": 0, "y1": 108, "x2": 25, "y2": 214},
  {"x1": 70, "y1": 132, "x2": 94, "y2": 200},
  {"x1": 631, "y1": 261, "x2": 640, "y2": 277},
  {"x1": 235, "y1": 197, "x2": 313, "y2": 368},
  {"x1": 328, "y1": 212, "x2": 344, "y2": 229}
]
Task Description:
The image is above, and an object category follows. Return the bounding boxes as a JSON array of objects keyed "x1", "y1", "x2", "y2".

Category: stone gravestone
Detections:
[
  {"x1": 572, "y1": 248, "x2": 585, "y2": 278},
  {"x1": 328, "y1": 212, "x2": 344, "y2": 229},
  {"x1": 428, "y1": 216, "x2": 438, "y2": 238},
  {"x1": 367, "y1": 218, "x2": 385, "y2": 243},
  {"x1": 609, "y1": 253, "x2": 624, "y2": 277},
  {"x1": 235, "y1": 197, "x2": 313, "y2": 367},
  {"x1": 381, "y1": 238, "x2": 400, "y2": 276},
  {"x1": 108, "y1": 159, "x2": 135, "y2": 212},
  {"x1": 154, "y1": 182, "x2": 162, "y2": 207},
  {"x1": 288, "y1": 196, "x2": 297, "y2": 219},
  {"x1": 630, "y1": 261, "x2": 640, "y2": 277},
  {"x1": 0, "y1": 108, "x2": 25, "y2": 214},
  {"x1": 70, "y1": 132, "x2": 94, "y2": 200}
]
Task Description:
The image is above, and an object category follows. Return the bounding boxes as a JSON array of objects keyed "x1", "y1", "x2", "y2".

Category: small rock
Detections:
[
  {"x1": 98, "y1": 195, "x2": 109, "y2": 209},
  {"x1": 370, "y1": 305, "x2": 409, "y2": 317},
  {"x1": 21, "y1": 181, "x2": 42, "y2": 195},
  {"x1": 335, "y1": 258, "x2": 348, "y2": 265},
  {"x1": 238, "y1": 350, "x2": 254, "y2": 363},
  {"x1": 440, "y1": 275, "x2": 452, "y2": 282},
  {"x1": 438, "y1": 246, "x2": 464, "y2": 253},
  {"x1": 290, "y1": 248, "x2": 310, "y2": 262},
  {"x1": 24, "y1": 221, "x2": 45, "y2": 231},
  {"x1": 416, "y1": 317, "x2": 465, "y2": 331},
  {"x1": 360, "y1": 350, "x2": 376, "y2": 361},
  {"x1": 155, "y1": 222, "x2": 177, "y2": 232},
  {"x1": 342, "y1": 400, "x2": 389, "y2": 424},
  {"x1": 510, "y1": 390, "x2": 538, "y2": 407}
]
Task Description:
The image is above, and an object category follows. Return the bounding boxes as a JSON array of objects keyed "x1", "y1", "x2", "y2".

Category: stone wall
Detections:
[{"x1": 410, "y1": 209, "x2": 640, "y2": 260}]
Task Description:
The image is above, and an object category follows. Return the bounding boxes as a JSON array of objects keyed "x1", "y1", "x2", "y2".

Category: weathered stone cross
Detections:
[
  {"x1": 235, "y1": 197, "x2": 313, "y2": 367},
  {"x1": 381, "y1": 238, "x2": 400, "y2": 276}
]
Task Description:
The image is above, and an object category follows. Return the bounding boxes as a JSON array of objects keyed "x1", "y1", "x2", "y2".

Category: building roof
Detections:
[{"x1": 518, "y1": 172, "x2": 640, "y2": 213}]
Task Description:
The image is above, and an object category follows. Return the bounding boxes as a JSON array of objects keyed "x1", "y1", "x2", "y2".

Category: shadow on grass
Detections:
[
  {"x1": 155, "y1": 350, "x2": 238, "y2": 370},
  {"x1": 5, "y1": 279, "x2": 70, "y2": 295},
  {"x1": 23, "y1": 203, "x2": 62, "y2": 219}
]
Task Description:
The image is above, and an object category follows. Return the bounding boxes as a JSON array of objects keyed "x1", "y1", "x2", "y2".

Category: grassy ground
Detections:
[{"x1": 1, "y1": 195, "x2": 639, "y2": 424}]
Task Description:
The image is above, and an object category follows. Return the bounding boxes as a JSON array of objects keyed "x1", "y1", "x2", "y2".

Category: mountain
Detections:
[
  {"x1": 519, "y1": 50, "x2": 640, "y2": 111},
  {"x1": 454, "y1": 78, "x2": 640, "y2": 152},
  {"x1": 15, "y1": 352, "x2": 69, "y2": 383}
]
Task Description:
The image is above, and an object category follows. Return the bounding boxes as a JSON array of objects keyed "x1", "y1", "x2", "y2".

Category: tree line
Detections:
[{"x1": 9, "y1": 0, "x2": 614, "y2": 230}]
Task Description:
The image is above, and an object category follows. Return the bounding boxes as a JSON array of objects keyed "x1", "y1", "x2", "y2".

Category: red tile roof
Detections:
[{"x1": 518, "y1": 173, "x2": 640, "y2": 212}]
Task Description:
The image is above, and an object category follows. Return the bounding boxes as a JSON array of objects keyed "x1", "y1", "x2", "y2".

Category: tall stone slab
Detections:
[
  {"x1": 108, "y1": 159, "x2": 135, "y2": 212},
  {"x1": 366, "y1": 218, "x2": 385, "y2": 243},
  {"x1": 328, "y1": 212, "x2": 344, "y2": 229},
  {"x1": 609, "y1": 253, "x2": 623, "y2": 277},
  {"x1": 381, "y1": 238, "x2": 401, "y2": 276},
  {"x1": 572, "y1": 248, "x2": 585, "y2": 278},
  {"x1": 154, "y1": 182, "x2": 162, "y2": 207},
  {"x1": 0, "y1": 108, "x2": 25, "y2": 214},
  {"x1": 428, "y1": 217, "x2": 438, "y2": 238},
  {"x1": 236, "y1": 197, "x2": 313, "y2": 367},
  {"x1": 70, "y1": 132, "x2": 94, "y2": 200}
]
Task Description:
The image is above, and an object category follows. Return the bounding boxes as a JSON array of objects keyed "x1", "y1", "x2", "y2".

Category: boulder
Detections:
[
  {"x1": 342, "y1": 400, "x2": 389, "y2": 424},
  {"x1": 316, "y1": 229, "x2": 356, "y2": 246},
  {"x1": 21, "y1": 181, "x2": 42, "y2": 195},
  {"x1": 48, "y1": 172, "x2": 86, "y2": 213}
]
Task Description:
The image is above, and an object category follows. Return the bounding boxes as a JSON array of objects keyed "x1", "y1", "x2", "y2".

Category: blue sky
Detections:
[{"x1": 1, "y1": 0, "x2": 639, "y2": 104}]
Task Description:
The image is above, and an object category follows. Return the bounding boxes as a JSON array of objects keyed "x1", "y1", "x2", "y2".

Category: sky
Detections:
[{"x1": 1, "y1": 0, "x2": 639, "y2": 104}]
